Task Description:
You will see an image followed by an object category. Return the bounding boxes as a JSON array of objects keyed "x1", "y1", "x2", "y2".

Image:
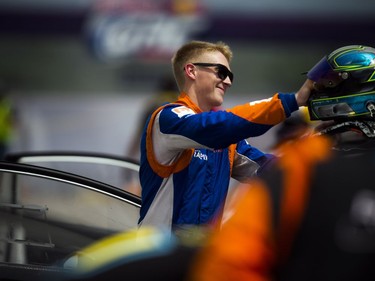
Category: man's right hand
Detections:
[{"x1": 295, "y1": 79, "x2": 314, "y2": 107}]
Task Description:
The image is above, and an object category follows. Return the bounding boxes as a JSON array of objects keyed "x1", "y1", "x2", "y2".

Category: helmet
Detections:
[{"x1": 307, "y1": 45, "x2": 375, "y2": 121}]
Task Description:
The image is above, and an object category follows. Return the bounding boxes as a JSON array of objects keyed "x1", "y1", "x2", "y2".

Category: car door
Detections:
[{"x1": 0, "y1": 161, "x2": 141, "y2": 281}]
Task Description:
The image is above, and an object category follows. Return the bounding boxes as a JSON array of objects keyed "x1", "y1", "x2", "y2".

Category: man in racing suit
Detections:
[{"x1": 138, "y1": 40, "x2": 313, "y2": 231}]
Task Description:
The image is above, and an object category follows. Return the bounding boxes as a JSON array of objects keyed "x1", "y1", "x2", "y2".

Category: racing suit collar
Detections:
[{"x1": 176, "y1": 92, "x2": 203, "y2": 113}]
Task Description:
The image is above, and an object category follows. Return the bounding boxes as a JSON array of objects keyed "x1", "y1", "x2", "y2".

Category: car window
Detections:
[
  {"x1": 0, "y1": 163, "x2": 140, "y2": 274},
  {"x1": 5, "y1": 152, "x2": 141, "y2": 196}
]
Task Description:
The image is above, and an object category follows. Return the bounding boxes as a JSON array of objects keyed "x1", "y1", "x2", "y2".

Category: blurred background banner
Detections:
[
  {"x1": 84, "y1": 0, "x2": 210, "y2": 63},
  {"x1": 1, "y1": 0, "x2": 375, "y2": 93},
  {"x1": 0, "y1": 0, "x2": 374, "y2": 156}
]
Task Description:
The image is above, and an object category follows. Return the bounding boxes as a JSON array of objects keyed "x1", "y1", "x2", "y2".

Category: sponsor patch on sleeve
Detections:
[{"x1": 171, "y1": 106, "x2": 195, "y2": 118}]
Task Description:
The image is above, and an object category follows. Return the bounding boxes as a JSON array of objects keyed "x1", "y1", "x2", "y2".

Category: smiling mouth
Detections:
[{"x1": 217, "y1": 86, "x2": 225, "y2": 93}]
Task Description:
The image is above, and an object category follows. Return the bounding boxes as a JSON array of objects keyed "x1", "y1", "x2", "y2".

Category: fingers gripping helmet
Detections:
[{"x1": 307, "y1": 45, "x2": 375, "y2": 121}]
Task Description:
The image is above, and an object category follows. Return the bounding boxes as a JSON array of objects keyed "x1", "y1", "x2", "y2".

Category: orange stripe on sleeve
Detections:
[
  {"x1": 146, "y1": 104, "x2": 193, "y2": 178},
  {"x1": 227, "y1": 94, "x2": 287, "y2": 125}
]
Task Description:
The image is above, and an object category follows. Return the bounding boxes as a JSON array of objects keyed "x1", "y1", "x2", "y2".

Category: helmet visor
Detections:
[
  {"x1": 307, "y1": 56, "x2": 345, "y2": 88},
  {"x1": 307, "y1": 56, "x2": 332, "y2": 81}
]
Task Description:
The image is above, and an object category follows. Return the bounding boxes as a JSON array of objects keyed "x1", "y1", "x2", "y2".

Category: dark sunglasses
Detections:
[{"x1": 192, "y1": 63, "x2": 234, "y2": 83}]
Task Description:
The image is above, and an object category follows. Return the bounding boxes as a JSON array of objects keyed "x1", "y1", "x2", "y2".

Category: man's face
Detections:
[{"x1": 193, "y1": 51, "x2": 232, "y2": 111}]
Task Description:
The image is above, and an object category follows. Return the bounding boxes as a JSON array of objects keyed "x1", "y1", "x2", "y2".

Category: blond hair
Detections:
[{"x1": 171, "y1": 40, "x2": 233, "y2": 90}]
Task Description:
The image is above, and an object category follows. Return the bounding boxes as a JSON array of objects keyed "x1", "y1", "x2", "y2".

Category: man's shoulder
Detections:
[{"x1": 159, "y1": 104, "x2": 195, "y2": 119}]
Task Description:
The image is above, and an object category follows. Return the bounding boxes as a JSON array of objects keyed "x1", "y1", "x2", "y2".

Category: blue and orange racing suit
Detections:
[{"x1": 138, "y1": 91, "x2": 299, "y2": 230}]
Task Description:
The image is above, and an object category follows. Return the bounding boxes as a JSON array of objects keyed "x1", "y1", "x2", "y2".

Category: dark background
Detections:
[{"x1": 1, "y1": 0, "x2": 374, "y2": 95}]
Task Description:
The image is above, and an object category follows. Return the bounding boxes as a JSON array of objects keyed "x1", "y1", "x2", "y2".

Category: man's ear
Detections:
[{"x1": 184, "y1": 63, "x2": 196, "y2": 81}]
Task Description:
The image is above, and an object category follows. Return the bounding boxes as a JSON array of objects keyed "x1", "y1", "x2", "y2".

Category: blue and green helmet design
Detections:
[{"x1": 307, "y1": 45, "x2": 375, "y2": 120}]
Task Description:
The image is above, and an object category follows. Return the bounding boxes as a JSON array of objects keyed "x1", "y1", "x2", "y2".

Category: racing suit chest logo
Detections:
[{"x1": 194, "y1": 150, "x2": 208, "y2": 161}]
